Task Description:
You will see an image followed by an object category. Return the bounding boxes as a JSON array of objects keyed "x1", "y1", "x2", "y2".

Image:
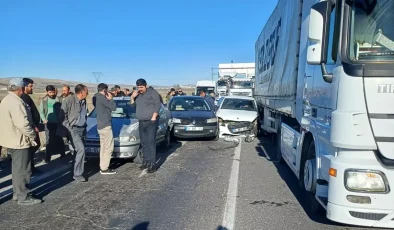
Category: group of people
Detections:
[
  {"x1": 0, "y1": 77, "x2": 163, "y2": 205},
  {"x1": 165, "y1": 87, "x2": 187, "y2": 102},
  {"x1": 0, "y1": 78, "x2": 89, "y2": 205}
]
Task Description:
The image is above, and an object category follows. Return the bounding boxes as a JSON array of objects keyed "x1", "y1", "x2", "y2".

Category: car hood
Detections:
[
  {"x1": 171, "y1": 111, "x2": 215, "y2": 119},
  {"x1": 86, "y1": 118, "x2": 140, "y2": 139},
  {"x1": 216, "y1": 109, "x2": 257, "y2": 122}
]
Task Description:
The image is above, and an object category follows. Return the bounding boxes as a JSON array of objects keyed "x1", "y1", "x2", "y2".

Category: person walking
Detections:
[
  {"x1": 39, "y1": 85, "x2": 64, "y2": 163},
  {"x1": 130, "y1": 79, "x2": 161, "y2": 173},
  {"x1": 94, "y1": 83, "x2": 117, "y2": 174},
  {"x1": 59, "y1": 84, "x2": 89, "y2": 182},
  {"x1": 21, "y1": 78, "x2": 42, "y2": 174},
  {"x1": 0, "y1": 78, "x2": 42, "y2": 205}
]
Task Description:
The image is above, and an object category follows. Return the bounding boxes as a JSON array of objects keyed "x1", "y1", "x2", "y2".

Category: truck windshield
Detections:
[
  {"x1": 231, "y1": 81, "x2": 253, "y2": 89},
  {"x1": 348, "y1": 0, "x2": 394, "y2": 61},
  {"x1": 217, "y1": 81, "x2": 227, "y2": 87},
  {"x1": 196, "y1": 87, "x2": 215, "y2": 95}
]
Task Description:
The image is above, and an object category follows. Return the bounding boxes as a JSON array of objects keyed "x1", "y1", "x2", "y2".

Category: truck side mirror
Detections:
[
  {"x1": 307, "y1": 1, "x2": 332, "y2": 65},
  {"x1": 192, "y1": 92, "x2": 195, "y2": 96}
]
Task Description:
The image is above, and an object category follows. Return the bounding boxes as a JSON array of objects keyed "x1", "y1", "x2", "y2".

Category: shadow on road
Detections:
[
  {"x1": 130, "y1": 221, "x2": 149, "y2": 230},
  {"x1": 254, "y1": 134, "x2": 339, "y2": 226}
]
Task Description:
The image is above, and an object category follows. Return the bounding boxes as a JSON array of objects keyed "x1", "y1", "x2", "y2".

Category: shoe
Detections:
[
  {"x1": 139, "y1": 162, "x2": 148, "y2": 170},
  {"x1": 17, "y1": 196, "x2": 42, "y2": 206},
  {"x1": 147, "y1": 163, "x2": 157, "y2": 173},
  {"x1": 73, "y1": 176, "x2": 87, "y2": 182},
  {"x1": 100, "y1": 169, "x2": 116, "y2": 175},
  {"x1": 13, "y1": 192, "x2": 32, "y2": 201}
]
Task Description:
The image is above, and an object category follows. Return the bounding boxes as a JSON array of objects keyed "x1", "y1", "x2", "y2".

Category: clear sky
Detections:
[{"x1": 0, "y1": 0, "x2": 278, "y2": 86}]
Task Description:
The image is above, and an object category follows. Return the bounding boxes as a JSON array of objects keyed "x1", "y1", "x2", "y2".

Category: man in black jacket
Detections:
[
  {"x1": 130, "y1": 79, "x2": 161, "y2": 173},
  {"x1": 94, "y1": 83, "x2": 117, "y2": 174},
  {"x1": 21, "y1": 78, "x2": 41, "y2": 174}
]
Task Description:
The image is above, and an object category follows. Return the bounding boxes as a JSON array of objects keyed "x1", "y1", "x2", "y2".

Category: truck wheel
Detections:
[{"x1": 300, "y1": 141, "x2": 325, "y2": 215}]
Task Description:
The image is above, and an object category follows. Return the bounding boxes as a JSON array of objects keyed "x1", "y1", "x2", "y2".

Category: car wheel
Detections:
[
  {"x1": 161, "y1": 128, "x2": 171, "y2": 149},
  {"x1": 133, "y1": 149, "x2": 143, "y2": 164}
]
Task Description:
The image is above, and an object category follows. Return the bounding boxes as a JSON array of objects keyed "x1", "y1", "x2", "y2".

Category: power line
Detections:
[{"x1": 92, "y1": 72, "x2": 103, "y2": 83}]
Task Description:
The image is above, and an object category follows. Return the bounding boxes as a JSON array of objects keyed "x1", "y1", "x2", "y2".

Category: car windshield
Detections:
[
  {"x1": 348, "y1": 0, "x2": 394, "y2": 61},
  {"x1": 89, "y1": 100, "x2": 137, "y2": 119},
  {"x1": 220, "y1": 98, "x2": 256, "y2": 111},
  {"x1": 169, "y1": 97, "x2": 211, "y2": 111}
]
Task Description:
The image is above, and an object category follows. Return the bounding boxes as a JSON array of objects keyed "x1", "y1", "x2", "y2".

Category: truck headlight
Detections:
[
  {"x1": 207, "y1": 118, "x2": 217, "y2": 123},
  {"x1": 345, "y1": 170, "x2": 389, "y2": 193},
  {"x1": 119, "y1": 136, "x2": 136, "y2": 142},
  {"x1": 172, "y1": 118, "x2": 181, "y2": 123}
]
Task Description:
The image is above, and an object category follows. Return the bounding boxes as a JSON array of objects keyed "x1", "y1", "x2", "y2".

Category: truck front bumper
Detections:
[{"x1": 327, "y1": 150, "x2": 394, "y2": 228}]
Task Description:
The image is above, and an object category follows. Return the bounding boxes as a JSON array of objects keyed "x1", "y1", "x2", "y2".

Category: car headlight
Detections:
[
  {"x1": 218, "y1": 117, "x2": 225, "y2": 126},
  {"x1": 345, "y1": 170, "x2": 389, "y2": 193},
  {"x1": 207, "y1": 118, "x2": 217, "y2": 123},
  {"x1": 172, "y1": 118, "x2": 181, "y2": 123},
  {"x1": 119, "y1": 136, "x2": 137, "y2": 142}
]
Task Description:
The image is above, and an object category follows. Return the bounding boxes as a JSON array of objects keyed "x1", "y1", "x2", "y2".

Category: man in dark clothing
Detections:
[
  {"x1": 130, "y1": 79, "x2": 161, "y2": 173},
  {"x1": 39, "y1": 85, "x2": 64, "y2": 163},
  {"x1": 60, "y1": 85, "x2": 74, "y2": 154},
  {"x1": 114, "y1": 85, "x2": 126, "y2": 97},
  {"x1": 59, "y1": 84, "x2": 89, "y2": 182},
  {"x1": 200, "y1": 89, "x2": 215, "y2": 107},
  {"x1": 21, "y1": 78, "x2": 41, "y2": 174},
  {"x1": 177, "y1": 88, "x2": 186, "y2": 96},
  {"x1": 94, "y1": 83, "x2": 117, "y2": 175}
]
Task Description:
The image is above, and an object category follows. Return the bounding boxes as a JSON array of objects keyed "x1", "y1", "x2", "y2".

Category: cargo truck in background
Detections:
[
  {"x1": 254, "y1": 0, "x2": 394, "y2": 228},
  {"x1": 228, "y1": 77, "x2": 254, "y2": 97}
]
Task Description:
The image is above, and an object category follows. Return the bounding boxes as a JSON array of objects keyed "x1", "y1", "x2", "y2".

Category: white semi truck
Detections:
[
  {"x1": 254, "y1": 0, "x2": 394, "y2": 228},
  {"x1": 228, "y1": 77, "x2": 254, "y2": 97}
]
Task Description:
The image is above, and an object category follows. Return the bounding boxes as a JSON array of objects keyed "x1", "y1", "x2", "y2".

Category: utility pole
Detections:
[{"x1": 92, "y1": 72, "x2": 103, "y2": 83}]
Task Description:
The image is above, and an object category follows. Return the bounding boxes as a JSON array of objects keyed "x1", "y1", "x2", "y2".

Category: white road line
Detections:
[
  {"x1": 0, "y1": 162, "x2": 72, "y2": 199},
  {"x1": 222, "y1": 139, "x2": 242, "y2": 230}
]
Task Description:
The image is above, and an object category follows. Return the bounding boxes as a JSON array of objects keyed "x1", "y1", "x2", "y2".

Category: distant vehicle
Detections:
[
  {"x1": 85, "y1": 97, "x2": 172, "y2": 161},
  {"x1": 194, "y1": 80, "x2": 216, "y2": 96},
  {"x1": 254, "y1": 0, "x2": 394, "y2": 227},
  {"x1": 168, "y1": 96, "x2": 219, "y2": 140},
  {"x1": 228, "y1": 78, "x2": 254, "y2": 97},
  {"x1": 216, "y1": 96, "x2": 258, "y2": 137}
]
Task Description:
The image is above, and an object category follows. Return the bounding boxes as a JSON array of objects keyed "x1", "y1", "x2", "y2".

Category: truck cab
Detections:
[{"x1": 228, "y1": 78, "x2": 253, "y2": 97}]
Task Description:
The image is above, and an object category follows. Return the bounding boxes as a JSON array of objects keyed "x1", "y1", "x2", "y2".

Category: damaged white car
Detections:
[
  {"x1": 216, "y1": 96, "x2": 259, "y2": 137},
  {"x1": 85, "y1": 97, "x2": 172, "y2": 161}
]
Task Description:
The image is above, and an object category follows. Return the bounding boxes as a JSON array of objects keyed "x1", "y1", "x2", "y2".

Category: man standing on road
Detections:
[
  {"x1": 114, "y1": 85, "x2": 126, "y2": 97},
  {"x1": 39, "y1": 85, "x2": 64, "y2": 163},
  {"x1": 130, "y1": 79, "x2": 161, "y2": 173},
  {"x1": 0, "y1": 78, "x2": 42, "y2": 205},
  {"x1": 177, "y1": 88, "x2": 186, "y2": 96},
  {"x1": 59, "y1": 84, "x2": 89, "y2": 182},
  {"x1": 59, "y1": 84, "x2": 75, "y2": 154},
  {"x1": 21, "y1": 78, "x2": 41, "y2": 174},
  {"x1": 94, "y1": 83, "x2": 117, "y2": 175}
]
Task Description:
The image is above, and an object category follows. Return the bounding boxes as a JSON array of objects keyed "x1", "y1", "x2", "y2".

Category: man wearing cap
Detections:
[{"x1": 0, "y1": 78, "x2": 42, "y2": 205}]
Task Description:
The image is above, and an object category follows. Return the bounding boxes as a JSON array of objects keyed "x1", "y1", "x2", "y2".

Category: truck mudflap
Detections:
[{"x1": 363, "y1": 78, "x2": 394, "y2": 164}]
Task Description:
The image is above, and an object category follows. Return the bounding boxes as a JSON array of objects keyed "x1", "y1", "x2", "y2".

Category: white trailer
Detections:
[
  {"x1": 195, "y1": 80, "x2": 216, "y2": 96},
  {"x1": 255, "y1": 0, "x2": 394, "y2": 228}
]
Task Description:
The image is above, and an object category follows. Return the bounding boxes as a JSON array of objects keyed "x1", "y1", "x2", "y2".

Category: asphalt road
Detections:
[{"x1": 0, "y1": 136, "x2": 383, "y2": 230}]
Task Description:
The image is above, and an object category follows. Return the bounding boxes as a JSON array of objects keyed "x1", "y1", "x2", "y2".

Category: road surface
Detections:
[{"x1": 0, "y1": 136, "x2": 380, "y2": 230}]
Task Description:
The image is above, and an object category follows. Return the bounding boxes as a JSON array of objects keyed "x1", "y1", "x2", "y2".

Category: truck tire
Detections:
[{"x1": 299, "y1": 141, "x2": 325, "y2": 215}]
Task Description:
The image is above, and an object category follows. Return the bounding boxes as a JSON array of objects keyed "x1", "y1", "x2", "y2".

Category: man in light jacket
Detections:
[{"x1": 0, "y1": 78, "x2": 42, "y2": 205}]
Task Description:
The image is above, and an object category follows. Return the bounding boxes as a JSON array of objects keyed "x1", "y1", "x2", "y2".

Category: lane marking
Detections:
[
  {"x1": 0, "y1": 162, "x2": 72, "y2": 199},
  {"x1": 222, "y1": 139, "x2": 242, "y2": 230}
]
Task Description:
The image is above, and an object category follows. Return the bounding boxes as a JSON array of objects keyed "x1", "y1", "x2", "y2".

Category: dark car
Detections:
[{"x1": 168, "y1": 96, "x2": 219, "y2": 140}]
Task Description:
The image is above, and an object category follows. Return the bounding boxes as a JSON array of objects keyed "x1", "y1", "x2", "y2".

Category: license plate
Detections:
[
  {"x1": 185, "y1": 127, "x2": 203, "y2": 131},
  {"x1": 86, "y1": 147, "x2": 100, "y2": 153},
  {"x1": 232, "y1": 127, "x2": 248, "y2": 132}
]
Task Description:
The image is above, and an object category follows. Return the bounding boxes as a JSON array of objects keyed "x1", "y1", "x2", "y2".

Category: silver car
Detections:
[{"x1": 84, "y1": 97, "x2": 173, "y2": 162}]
